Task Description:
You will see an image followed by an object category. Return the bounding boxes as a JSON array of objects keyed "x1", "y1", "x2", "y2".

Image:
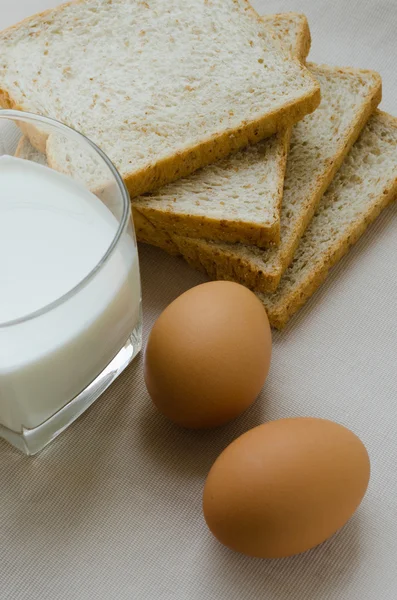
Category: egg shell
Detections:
[
  {"x1": 144, "y1": 281, "x2": 272, "y2": 429},
  {"x1": 203, "y1": 418, "x2": 370, "y2": 558}
]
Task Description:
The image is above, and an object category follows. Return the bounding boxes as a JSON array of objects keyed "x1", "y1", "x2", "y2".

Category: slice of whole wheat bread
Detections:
[
  {"x1": 0, "y1": 0, "x2": 320, "y2": 199},
  {"x1": 132, "y1": 12, "x2": 311, "y2": 248},
  {"x1": 259, "y1": 110, "x2": 397, "y2": 328},
  {"x1": 173, "y1": 64, "x2": 382, "y2": 291}
]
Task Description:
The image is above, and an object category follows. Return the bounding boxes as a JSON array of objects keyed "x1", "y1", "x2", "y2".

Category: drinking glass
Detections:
[{"x1": 0, "y1": 110, "x2": 142, "y2": 455}]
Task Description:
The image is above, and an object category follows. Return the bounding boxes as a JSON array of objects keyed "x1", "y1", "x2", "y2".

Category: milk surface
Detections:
[{"x1": 0, "y1": 157, "x2": 141, "y2": 432}]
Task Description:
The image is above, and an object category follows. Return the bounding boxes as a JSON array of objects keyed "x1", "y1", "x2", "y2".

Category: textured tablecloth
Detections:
[{"x1": 1, "y1": 1, "x2": 397, "y2": 598}]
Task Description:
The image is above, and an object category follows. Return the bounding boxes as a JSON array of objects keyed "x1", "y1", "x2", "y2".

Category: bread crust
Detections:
[
  {"x1": 261, "y1": 110, "x2": 397, "y2": 328},
  {"x1": 0, "y1": 2, "x2": 320, "y2": 207},
  {"x1": 133, "y1": 13, "x2": 312, "y2": 248},
  {"x1": 124, "y1": 86, "x2": 320, "y2": 196},
  {"x1": 174, "y1": 66, "x2": 382, "y2": 292}
]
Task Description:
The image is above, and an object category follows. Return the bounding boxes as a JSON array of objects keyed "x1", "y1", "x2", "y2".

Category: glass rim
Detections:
[{"x1": 0, "y1": 109, "x2": 131, "y2": 329}]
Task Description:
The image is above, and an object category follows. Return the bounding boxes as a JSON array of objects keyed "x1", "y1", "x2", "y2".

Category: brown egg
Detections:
[
  {"x1": 144, "y1": 281, "x2": 272, "y2": 428},
  {"x1": 203, "y1": 418, "x2": 370, "y2": 558}
]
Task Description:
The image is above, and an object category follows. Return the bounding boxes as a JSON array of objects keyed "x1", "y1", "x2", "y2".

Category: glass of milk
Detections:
[{"x1": 0, "y1": 111, "x2": 142, "y2": 455}]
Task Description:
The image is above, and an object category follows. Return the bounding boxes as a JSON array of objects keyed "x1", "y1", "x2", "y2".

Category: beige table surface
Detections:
[{"x1": 1, "y1": 1, "x2": 397, "y2": 599}]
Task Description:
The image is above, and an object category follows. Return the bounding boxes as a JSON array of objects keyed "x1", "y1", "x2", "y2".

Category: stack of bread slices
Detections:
[{"x1": 2, "y1": 1, "x2": 396, "y2": 328}]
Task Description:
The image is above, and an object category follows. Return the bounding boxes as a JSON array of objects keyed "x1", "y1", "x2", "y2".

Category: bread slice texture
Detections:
[
  {"x1": 173, "y1": 64, "x2": 382, "y2": 290},
  {"x1": 15, "y1": 136, "x2": 47, "y2": 165},
  {"x1": 263, "y1": 12, "x2": 311, "y2": 60},
  {"x1": 0, "y1": 0, "x2": 320, "y2": 199},
  {"x1": 258, "y1": 110, "x2": 397, "y2": 328},
  {"x1": 132, "y1": 12, "x2": 312, "y2": 248}
]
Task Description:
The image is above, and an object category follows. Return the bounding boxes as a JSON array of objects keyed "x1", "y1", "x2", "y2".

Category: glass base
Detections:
[{"x1": 0, "y1": 324, "x2": 142, "y2": 456}]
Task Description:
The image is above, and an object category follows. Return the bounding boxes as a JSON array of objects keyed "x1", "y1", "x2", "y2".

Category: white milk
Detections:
[{"x1": 0, "y1": 156, "x2": 141, "y2": 432}]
